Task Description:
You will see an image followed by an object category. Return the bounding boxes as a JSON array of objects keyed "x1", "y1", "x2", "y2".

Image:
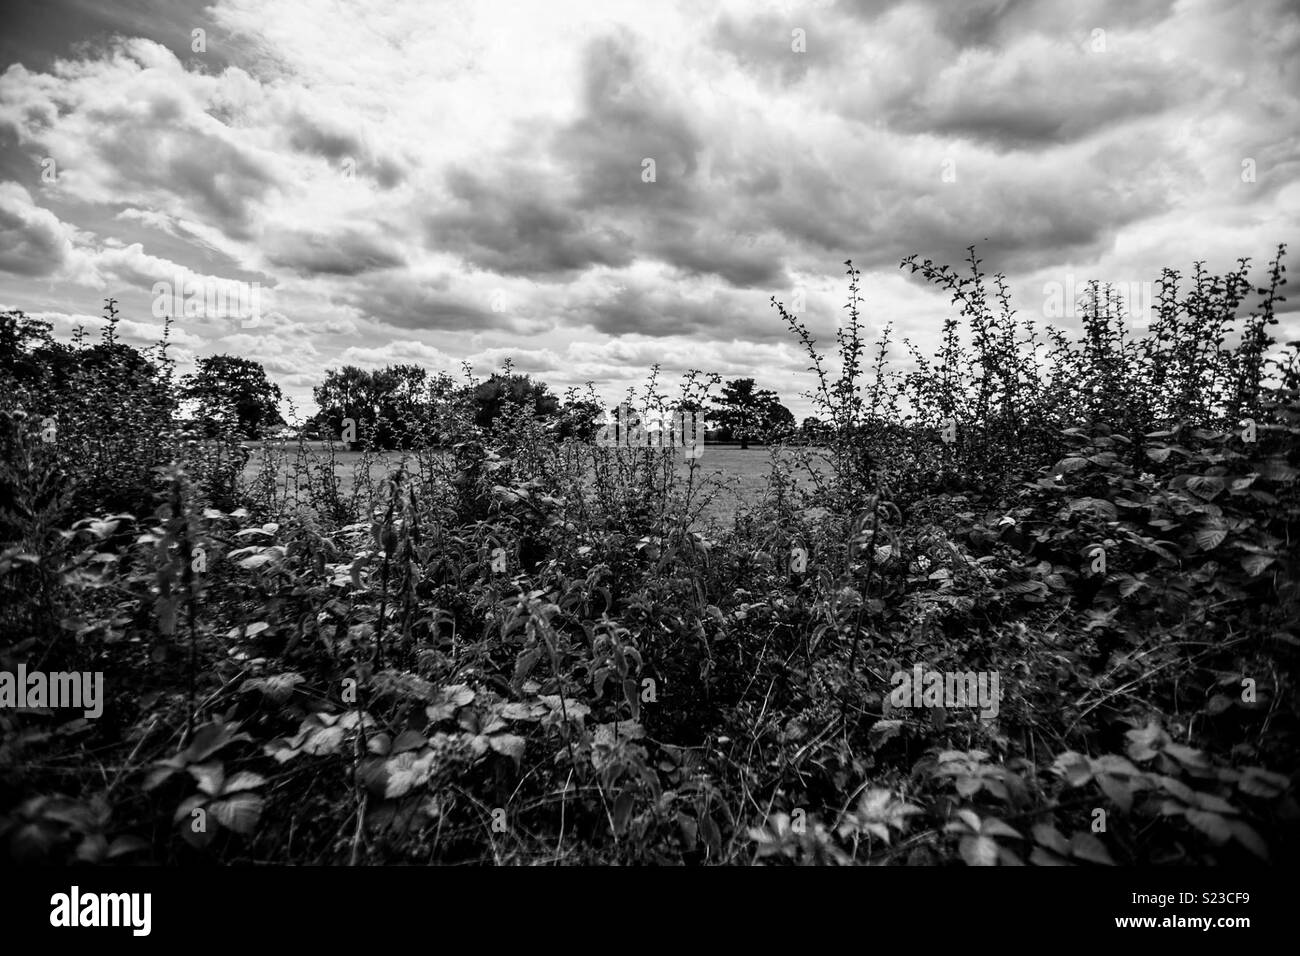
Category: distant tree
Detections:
[
  {"x1": 312, "y1": 365, "x2": 384, "y2": 449},
  {"x1": 674, "y1": 397, "x2": 708, "y2": 445},
  {"x1": 372, "y1": 363, "x2": 428, "y2": 449},
  {"x1": 469, "y1": 373, "x2": 559, "y2": 432},
  {"x1": 709, "y1": 378, "x2": 794, "y2": 449},
  {"x1": 766, "y1": 400, "x2": 796, "y2": 435},
  {"x1": 556, "y1": 396, "x2": 605, "y2": 442},
  {"x1": 800, "y1": 416, "x2": 832, "y2": 444},
  {"x1": 0, "y1": 311, "x2": 57, "y2": 384},
  {"x1": 182, "y1": 355, "x2": 284, "y2": 439},
  {"x1": 422, "y1": 371, "x2": 472, "y2": 446},
  {"x1": 312, "y1": 365, "x2": 564, "y2": 450}
]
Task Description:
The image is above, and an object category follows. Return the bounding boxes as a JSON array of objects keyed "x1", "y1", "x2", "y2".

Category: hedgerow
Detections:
[{"x1": 1, "y1": 247, "x2": 1296, "y2": 865}]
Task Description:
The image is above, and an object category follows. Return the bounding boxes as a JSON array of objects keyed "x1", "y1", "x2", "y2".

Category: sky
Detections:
[{"x1": 0, "y1": 0, "x2": 1297, "y2": 422}]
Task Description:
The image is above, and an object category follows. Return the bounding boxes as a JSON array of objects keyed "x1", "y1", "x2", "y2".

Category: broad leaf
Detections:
[
  {"x1": 1069, "y1": 832, "x2": 1115, "y2": 865},
  {"x1": 209, "y1": 794, "x2": 264, "y2": 834},
  {"x1": 488, "y1": 733, "x2": 526, "y2": 763},
  {"x1": 959, "y1": 835, "x2": 999, "y2": 866},
  {"x1": 1184, "y1": 809, "x2": 1232, "y2": 844}
]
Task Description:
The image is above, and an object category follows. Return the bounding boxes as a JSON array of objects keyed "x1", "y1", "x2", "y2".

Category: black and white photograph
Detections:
[{"x1": 0, "y1": 0, "x2": 1296, "y2": 927}]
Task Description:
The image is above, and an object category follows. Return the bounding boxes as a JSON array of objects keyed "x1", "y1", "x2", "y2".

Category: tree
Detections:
[
  {"x1": 182, "y1": 355, "x2": 284, "y2": 439},
  {"x1": 312, "y1": 365, "x2": 386, "y2": 449},
  {"x1": 1, "y1": 301, "x2": 183, "y2": 517},
  {"x1": 469, "y1": 373, "x2": 559, "y2": 432},
  {"x1": 0, "y1": 311, "x2": 57, "y2": 384},
  {"x1": 556, "y1": 396, "x2": 605, "y2": 442},
  {"x1": 422, "y1": 371, "x2": 472, "y2": 446},
  {"x1": 311, "y1": 364, "x2": 459, "y2": 449},
  {"x1": 801, "y1": 416, "x2": 832, "y2": 444},
  {"x1": 372, "y1": 364, "x2": 428, "y2": 449},
  {"x1": 708, "y1": 378, "x2": 794, "y2": 449},
  {"x1": 766, "y1": 400, "x2": 796, "y2": 435}
]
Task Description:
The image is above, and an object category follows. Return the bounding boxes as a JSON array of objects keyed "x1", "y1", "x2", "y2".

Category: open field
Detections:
[{"x1": 239, "y1": 442, "x2": 834, "y2": 526}]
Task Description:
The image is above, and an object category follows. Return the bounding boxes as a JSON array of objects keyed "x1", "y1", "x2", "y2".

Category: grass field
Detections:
[{"x1": 239, "y1": 442, "x2": 833, "y2": 525}]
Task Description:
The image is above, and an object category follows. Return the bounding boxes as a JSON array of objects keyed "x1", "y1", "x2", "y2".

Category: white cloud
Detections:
[{"x1": 0, "y1": 0, "x2": 1295, "y2": 419}]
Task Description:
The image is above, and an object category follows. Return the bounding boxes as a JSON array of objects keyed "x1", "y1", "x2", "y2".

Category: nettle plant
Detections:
[
  {"x1": 1048, "y1": 720, "x2": 1287, "y2": 864},
  {"x1": 746, "y1": 716, "x2": 1292, "y2": 867},
  {"x1": 144, "y1": 719, "x2": 265, "y2": 849}
]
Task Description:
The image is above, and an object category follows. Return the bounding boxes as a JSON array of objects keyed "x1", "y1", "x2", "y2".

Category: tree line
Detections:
[
  {"x1": 186, "y1": 353, "x2": 800, "y2": 450},
  {"x1": 0, "y1": 309, "x2": 801, "y2": 452}
]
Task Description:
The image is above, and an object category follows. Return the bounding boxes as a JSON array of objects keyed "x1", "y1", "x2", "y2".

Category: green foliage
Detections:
[
  {"x1": 311, "y1": 364, "x2": 434, "y2": 450},
  {"x1": 0, "y1": 302, "x2": 244, "y2": 522},
  {"x1": 470, "y1": 370, "x2": 559, "y2": 433},
  {"x1": 182, "y1": 355, "x2": 284, "y2": 440},
  {"x1": 708, "y1": 377, "x2": 794, "y2": 448},
  {"x1": 1, "y1": 248, "x2": 1296, "y2": 866}
]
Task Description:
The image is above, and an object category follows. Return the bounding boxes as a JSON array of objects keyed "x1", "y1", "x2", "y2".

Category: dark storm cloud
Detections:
[
  {"x1": 338, "y1": 272, "x2": 523, "y2": 334},
  {"x1": 74, "y1": 86, "x2": 284, "y2": 239},
  {"x1": 580, "y1": 285, "x2": 738, "y2": 338},
  {"x1": 556, "y1": 30, "x2": 791, "y2": 288},
  {"x1": 642, "y1": 224, "x2": 790, "y2": 288},
  {"x1": 157, "y1": 144, "x2": 279, "y2": 240},
  {"x1": 371, "y1": 156, "x2": 405, "y2": 189},
  {"x1": 825, "y1": 0, "x2": 1196, "y2": 150},
  {"x1": 876, "y1": 45, "x2": 1196, "y2": 150},
  {"x1": 0, "y1": 0, "x2": 236, "y2": 74},
  {"x1": 715, "y1": 127, "x2": 1180, "y2": 279},
  {"x1": 263, "y1": 226, "x2": 406, "y2": 276},
  {"x1": 425, "y1": 166, "x2": 635, "y2": 277},
  {"x1": 283, "y1": 107, "x2": 406, "y2": 187},
  {"x1": 0, "y1": 186, "x2": 76, "y2": 275},
  {"x1": 710, "y1": 13, "x2": 847, "y2": 85},
  {"x1": 835, "y1": 0, "x2": 1176, "y2": 46},
  {"x1": 419, "y1": 29, "x2": 790, "y2": 291},
  {"x1": 561, "y1": 279, "x2": 791, "y2": 344},
  {"x1": 558, "y1": 31, "x2": 703, "y2": 213},
  {"x1": 285, "y1": 107, "x2": 365, "y2": 161}
]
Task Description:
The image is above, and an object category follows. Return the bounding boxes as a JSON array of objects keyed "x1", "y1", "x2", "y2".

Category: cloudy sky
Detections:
[{"x1": 1, "y1": 0, "x2": 1297, "y2": 420}]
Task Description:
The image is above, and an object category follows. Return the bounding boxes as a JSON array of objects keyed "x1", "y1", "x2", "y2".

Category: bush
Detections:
[{"x1": 2, "y1": 249, "x2": 1295, "y2": 866}]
